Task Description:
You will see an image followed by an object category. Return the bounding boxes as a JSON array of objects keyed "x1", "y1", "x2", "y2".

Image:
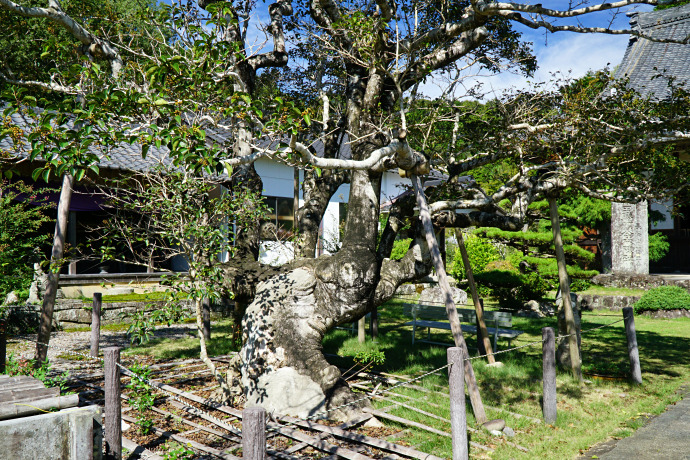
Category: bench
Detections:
[{"x1": 402, "y1": 303, "x2": 523, "y2": 351}]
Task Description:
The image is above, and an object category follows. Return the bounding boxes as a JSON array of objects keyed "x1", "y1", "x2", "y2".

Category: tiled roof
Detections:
[
  {"x1": 0, "y1": 105, "x2": 174, "y2": 173},
  {"x1": 615, "y1": 4, "x2": 690, "y2": 98},
  {"x1": 1, "y1": 107, "x2": 414, "y2": 179},
  {"x1": 1, "y1": 105, "x2": 356, "y2": 174}
]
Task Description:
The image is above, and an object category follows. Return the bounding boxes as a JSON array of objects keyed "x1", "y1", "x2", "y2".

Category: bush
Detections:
[
  {"x1": 474, "y1": 268, "x2": 550, "y2": 309},
  {"x1": 633, "y1": 285, "x2": 690, "y2": 314},
  {"x1": 390, "y1": 238, "x2": 412, "y2": 260},
  {"x1": 570, "y1": 278, "x2": 592, "y2": 292},
  {"x1": 0, "y1": 306, "x2": 40, "y2": 336},
  {"x1": 0, "y1": 180, "x2": 53, "y2": 300},
  {"x1": 448, "y1": 234, "x2": 500, "y2": 279},
  {"x1": 649, "y1": 232, "x2": 670, "y2": 263}
]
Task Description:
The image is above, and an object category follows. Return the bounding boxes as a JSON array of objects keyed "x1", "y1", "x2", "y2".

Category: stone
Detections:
[
  {"x1": 395, "y1": 284, "x2": 418, "y2": 296},
  {"x1": 363, "y1": 417, "x2": 385, "y2": 428},
  {"x1": 489, "y1": 430, "x2": 504, "y2": 437},
  {"x1": 244, "y1": 367, "x2": 327, "y2": 420},
  {"x1": 418, "y1": 286, "x2": 467, "y2": 306},
  {"x1": 106, "y1": 287, "x2": 135, "y2": 296},
  {"x1": 522, "y1": 300, "x2": 555, "y2": 317},
  {"x1": 610, "y1": 201, "x2": 649, "y2": 275},
  {"x1": 502, "y1": 426, "x2": 516, "y2": 437},
  {"x1": 482, "y1": 418, "x2": 506, "y2": 432},
  {"x1": 3, "y1": 291, "x2": 19, "y2": 305},
  {"x1": 0, "y1": 405, "x2": 102, "y2": 460},
  {"x1": 486, "y1": 361, "x2": 504, "y2": 368}
]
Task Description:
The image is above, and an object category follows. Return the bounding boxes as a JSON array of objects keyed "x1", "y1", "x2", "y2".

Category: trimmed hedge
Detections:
[{"x1": 633, "y1": 285, "x2": 690, "y2": 314}]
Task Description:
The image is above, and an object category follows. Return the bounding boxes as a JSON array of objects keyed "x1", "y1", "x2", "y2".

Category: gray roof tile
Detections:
[
  {"x1": 1, "y1": 105, "x2": 174, "y2": 173},
  {"x1": 615, "y1": 4, "x2": 690, "y2": 98}
]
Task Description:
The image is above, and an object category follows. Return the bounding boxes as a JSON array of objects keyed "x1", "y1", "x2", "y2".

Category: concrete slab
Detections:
[
  {"x1": 580, "y1": 387, "x2": 690, "y2": 459},
  {"x1": 0, "y1": 405, "x2": 102, "y2": 460}
]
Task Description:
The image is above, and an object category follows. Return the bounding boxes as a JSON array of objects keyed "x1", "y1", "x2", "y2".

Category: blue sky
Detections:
[
  {"x1": 186, "y1": 0, "x2": 657, "y2": 99},
  {"x1": 426, "y1": 2, "x2": 656, "y2": 99}
]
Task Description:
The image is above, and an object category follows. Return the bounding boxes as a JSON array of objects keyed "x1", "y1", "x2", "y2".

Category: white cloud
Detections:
[{"x1": 419, "y1": 33, "x2": 630, "y2": 101}]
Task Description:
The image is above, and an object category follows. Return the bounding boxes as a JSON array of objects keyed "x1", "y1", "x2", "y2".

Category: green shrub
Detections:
[
  {"x1": 649, "y1": 232, "x2": 670, "y2": 263},
  {"x1": 449, "y1": 234, "x2": 500, "y2": 279},
  {"x1": 633, "y1": 285, "x2": 690, "y2": 314},
  {"x1": 473, "y1": 269, "x2": 550, "y2": 309},
  {"x1": 570, "y1": 278, "x2": 592, "y2": 292},
  {"x1": 390, "y1": 238, "x2": 412, "y2": 260},
  {"x1": 0, "y1": 180, "x2": 53, "y2": 300}
]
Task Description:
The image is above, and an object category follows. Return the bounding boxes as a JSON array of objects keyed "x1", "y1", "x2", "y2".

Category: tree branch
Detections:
[
  {"x1": 247, "y1": 0, "x2": 293, "y2": 70},
  {"x1": 0, "y1": 0, "x2": 123, "y2": 77}
]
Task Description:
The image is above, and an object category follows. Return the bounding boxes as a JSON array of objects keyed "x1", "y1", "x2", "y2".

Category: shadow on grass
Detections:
[
  {"x1": 322, "y1": 302, "x2": 690, "y2": 409},
  {"x1": 124, "y1": 320, "x2": 240, "y2": 359}
]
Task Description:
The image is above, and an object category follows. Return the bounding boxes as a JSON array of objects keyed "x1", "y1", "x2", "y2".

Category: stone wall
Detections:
[
  {"x1": 51, "y1": 299, "x2": 195, "y2": 328},
  {"x1": 578, "y1": 294, "x2": 641, "y2": 311},
  {"x1": 4, "y1": 299, "x2": 232, "y2": 329},
  {"x1": 592, "y1": 274, "x2": 690, "y2": 290}
]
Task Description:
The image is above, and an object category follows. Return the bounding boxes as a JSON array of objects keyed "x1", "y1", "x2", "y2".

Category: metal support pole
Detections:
[
  {"x1": 104, "y1": 347, "x2": 122, "y2": 460},
  {"x1": 542, "y1": 327, "x2": 557, "y2": 424},
  {"x1": 447, "y1": 347, "x2": 468, "y2": 460},
  {"x1": 623, "y1": 307, "x2": 642, "y2": 384},
  {"x1": 90, "y1": 293, "x2": 102, "y2": 358}
]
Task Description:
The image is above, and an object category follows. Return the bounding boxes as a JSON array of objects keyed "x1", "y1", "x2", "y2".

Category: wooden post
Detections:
[
  {"x1": 0, "y1": 318, "x2": 6, "y2": 374},
  {"x1": 623, "y1": 307, "x2": 642, "y2": 384},
  {"x1": 412, "y1": 175, "x2": 487, "y2": 424},
  {"x1": 542, "y1": 327, "x2": 557, "y2": 424},
  {"x1": 104, "y1": 347, "x2": 122, "y2": 460},
  {"x1": 358, "y1": 316, "x2": 366, "y2": 343},
  {"x1": 90, "y1": 293, "x2": 102, "y2": 358},
  {"x1": 202, "y1": 297, "x2": 211, "y2": 340},
  {"x1": 455, "y1": 229, "x2": 495, "y2": 363},
  {"x1": 243, "y1": 406, "x2": 267, "y2": 460},
  {"x1": 447, "y1": 347, "x2": 468, "y2": 460},
  {"x1": 369, "y1": 308, "x2": 378, "y2": 340}
]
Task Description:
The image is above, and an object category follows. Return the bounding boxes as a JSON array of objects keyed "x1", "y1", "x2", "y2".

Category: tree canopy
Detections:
[{"x1": 2, "y1": 0, "x2": 690, "y2": 417}]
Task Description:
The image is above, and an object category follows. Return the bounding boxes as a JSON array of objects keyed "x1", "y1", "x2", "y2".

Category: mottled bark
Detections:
[{"x1": 236, "y1": 168, "x2": 386, "y2": 417}]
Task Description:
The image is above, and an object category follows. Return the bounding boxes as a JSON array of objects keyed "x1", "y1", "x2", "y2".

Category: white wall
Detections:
[
  {"x1": 382, "y1": 170, "x2": 411, "y2": 204},
  {"x1": 253, "y1": 162, "x2": 413, "y2": 261},
  {"x1": 254, "y1": 158, "x2": 303, "y2": 199}
]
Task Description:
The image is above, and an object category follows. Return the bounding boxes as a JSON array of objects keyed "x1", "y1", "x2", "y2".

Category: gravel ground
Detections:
[{"x1": 8, "y1": 323, "x2": 198, "y2": 373}]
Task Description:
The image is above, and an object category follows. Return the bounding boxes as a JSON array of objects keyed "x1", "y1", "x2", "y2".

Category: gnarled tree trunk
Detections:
[{"x1": 236, "y1": 169, "x2": 382, "y2": 418}]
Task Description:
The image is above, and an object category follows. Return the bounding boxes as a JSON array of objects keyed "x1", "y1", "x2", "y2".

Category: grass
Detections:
[
  {"x1": 119, "y1": 298, "x2": 690, "y2": 459},
  {"x1": 576, "y1": 285, "x2": 647, "y2": 297},
  {"x1": 123, "y1": 318, "x2": 239, "y2": 359},
  {"x1": 78, "y1": 291, "x2": 179, "y2": 303},
  {"x1": 322, "y1": 300, "x2": 690, "y2": 458},
  {"x1": 62, "y1": 323, "x2": 131, "y2": 333}
]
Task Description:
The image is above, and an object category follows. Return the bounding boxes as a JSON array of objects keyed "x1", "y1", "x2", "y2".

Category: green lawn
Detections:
[
  {"x1": 122, "y1": 299, "x2": 690, "y2": 459},
  {"x1": 324, "y1": 299, "x2": 690, "y2": 459}
]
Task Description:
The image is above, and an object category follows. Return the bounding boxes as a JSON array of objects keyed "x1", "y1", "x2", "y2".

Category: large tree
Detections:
[{"x1": 3, "y1": 0, "x2": 690, "y2": 418}]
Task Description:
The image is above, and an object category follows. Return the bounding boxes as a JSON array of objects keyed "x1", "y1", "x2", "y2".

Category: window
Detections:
[{"x1": 262, "y1": 196, "x2": 294, "y2": 239}]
